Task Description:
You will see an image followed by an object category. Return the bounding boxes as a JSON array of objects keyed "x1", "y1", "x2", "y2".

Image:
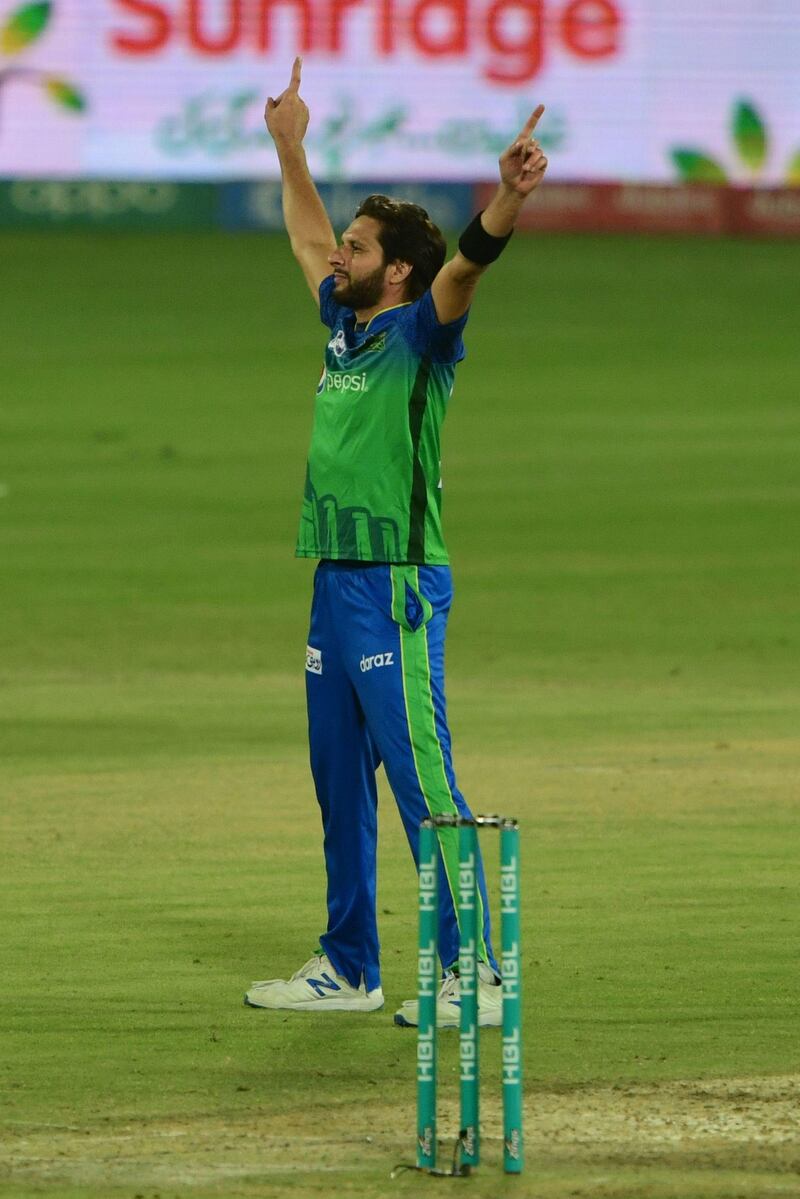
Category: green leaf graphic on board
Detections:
[
  {"x1": 43, "y1": 77, "x2": 86, "y2": 112},
  {"x1": 361, "y1": 108, "x2": 406, "y2": 143},
  {"x1": 671, "y1": 150, "x2": 728, "y2": 184},
  {"x1": 786, "y1": 150, "x2": 800, "y2": 185},
  {"x1": 0, "y1": 1, "x2": 52, "y2": 54},
  {"x1": 732, "y1": 100, "x2": 767, "y2": 172}
]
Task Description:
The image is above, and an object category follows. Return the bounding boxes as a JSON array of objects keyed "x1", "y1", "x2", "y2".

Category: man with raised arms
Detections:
[{"x1": 244, "y1": 58, "x2": 547, "y2": 1026}]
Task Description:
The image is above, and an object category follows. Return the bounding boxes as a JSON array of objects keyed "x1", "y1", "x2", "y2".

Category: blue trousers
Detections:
[{"x1": 305, "y1": 560, "x2": 498, "y2": 993}]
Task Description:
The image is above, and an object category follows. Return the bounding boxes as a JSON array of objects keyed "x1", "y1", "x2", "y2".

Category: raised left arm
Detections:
[{"x1": 430, "y1": 106, "x2": 548, "y2": 324}]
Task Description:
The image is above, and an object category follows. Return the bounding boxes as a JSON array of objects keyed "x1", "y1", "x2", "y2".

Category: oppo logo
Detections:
[
  {"x1": 110, "y1": 0, "x2": 623, "y2": 86},
  {"x1": 9, "y1": 181, "x2": 179, "y2": 216}
]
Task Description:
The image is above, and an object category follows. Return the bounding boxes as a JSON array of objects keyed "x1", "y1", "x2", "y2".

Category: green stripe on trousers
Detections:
[{"x1": 393, "y1": 565, "x2": 489, "y2": 967}]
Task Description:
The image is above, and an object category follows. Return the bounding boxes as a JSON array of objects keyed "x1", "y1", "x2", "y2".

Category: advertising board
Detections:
[{"x1": 0, "y1": 1, "x2": 798, "y2": 184}]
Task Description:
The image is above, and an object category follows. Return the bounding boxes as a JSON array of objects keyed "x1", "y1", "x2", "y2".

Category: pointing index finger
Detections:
[
  {"x1": 519, "y1": 104, "x2": 545, "y2": 141},
  {"x1": 289, "y1": 55, "x2": 302, "y2": 91}
]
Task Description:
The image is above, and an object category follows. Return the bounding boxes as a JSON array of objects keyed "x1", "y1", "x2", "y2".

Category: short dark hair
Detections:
[{"x1": 355, "y1": 194, "x2": 446, "y2": 300}]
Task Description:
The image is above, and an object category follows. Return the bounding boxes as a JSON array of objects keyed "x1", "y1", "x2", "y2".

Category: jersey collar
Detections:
[{"x1": 355, "y1": 301, "x2": 413, "y2": 333}]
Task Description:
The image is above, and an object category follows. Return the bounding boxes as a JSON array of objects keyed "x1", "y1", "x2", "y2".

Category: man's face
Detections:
[{"x1": 328, "y1": 216, "x2": 389, "y2": 310}]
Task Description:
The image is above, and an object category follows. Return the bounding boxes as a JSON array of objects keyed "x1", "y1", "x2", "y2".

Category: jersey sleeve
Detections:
[
  {"x1": 396, "y1": 290, "x2": 469, "y2": 365},
  {"x1": 318, "y1": 274, "x2": 340, "y2": 330}
]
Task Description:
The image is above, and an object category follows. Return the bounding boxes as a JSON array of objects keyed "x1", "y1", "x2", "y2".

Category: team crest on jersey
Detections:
[
  {"x1": 348, "y1": 331, "x2": 387, "y2": 359},
  {"x1": 359, "y1": 332, "x2": 386, "y2": 354}
]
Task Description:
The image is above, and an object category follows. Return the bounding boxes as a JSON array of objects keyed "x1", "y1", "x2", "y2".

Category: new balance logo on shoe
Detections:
[
  {"x1": 243, "y1": 953, "x2": 385, "y2": 1012},
  {"x1": 306, "y1": 972, "x2": 343, "y2": 998},
  {"x1": 360, "y1": 651, "x2": 395, "y2": 673}
]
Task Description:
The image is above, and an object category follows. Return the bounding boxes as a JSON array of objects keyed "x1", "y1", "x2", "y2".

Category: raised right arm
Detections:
[{"x1": 265, "y1": 58, "x2": 337, "y2": 303}]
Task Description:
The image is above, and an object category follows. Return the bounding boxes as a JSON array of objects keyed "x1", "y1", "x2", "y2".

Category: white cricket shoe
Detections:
[
  {"x1": 244, "y1": 953, "x2": 384, "y2": 1012},
  {"x1": 393, "y1": 962, "x2": 502, "y2": 1028}
]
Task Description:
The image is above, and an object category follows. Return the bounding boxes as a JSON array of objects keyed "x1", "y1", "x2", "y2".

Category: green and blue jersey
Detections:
[{"x1": 296, "y1": 275, "x2": 469, "y2": 565}]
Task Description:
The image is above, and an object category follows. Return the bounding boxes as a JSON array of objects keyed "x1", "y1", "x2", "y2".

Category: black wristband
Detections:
[{"x1": 457, "y1": 211, "x2": 512, "y2": 266}]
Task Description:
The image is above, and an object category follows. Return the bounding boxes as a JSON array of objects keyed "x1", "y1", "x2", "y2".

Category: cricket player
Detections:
[{"x1": 245, "y1": 59, "x2": 547, "y2": 1025}]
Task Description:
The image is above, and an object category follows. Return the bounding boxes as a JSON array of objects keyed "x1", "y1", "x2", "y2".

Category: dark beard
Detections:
[{"x1": 332, "y1": 264, "x2": 386, "y2": 310}]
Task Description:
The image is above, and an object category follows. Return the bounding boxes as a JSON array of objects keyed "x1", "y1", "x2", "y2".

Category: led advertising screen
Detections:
[{"x1": 0, "y1": 0, "x2": 798, "y2": 183}]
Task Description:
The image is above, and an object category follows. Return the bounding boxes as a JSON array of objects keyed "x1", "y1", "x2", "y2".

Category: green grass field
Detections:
[{"x1": 1, "y1": 229, "x2": 798, "y2": 1199}]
